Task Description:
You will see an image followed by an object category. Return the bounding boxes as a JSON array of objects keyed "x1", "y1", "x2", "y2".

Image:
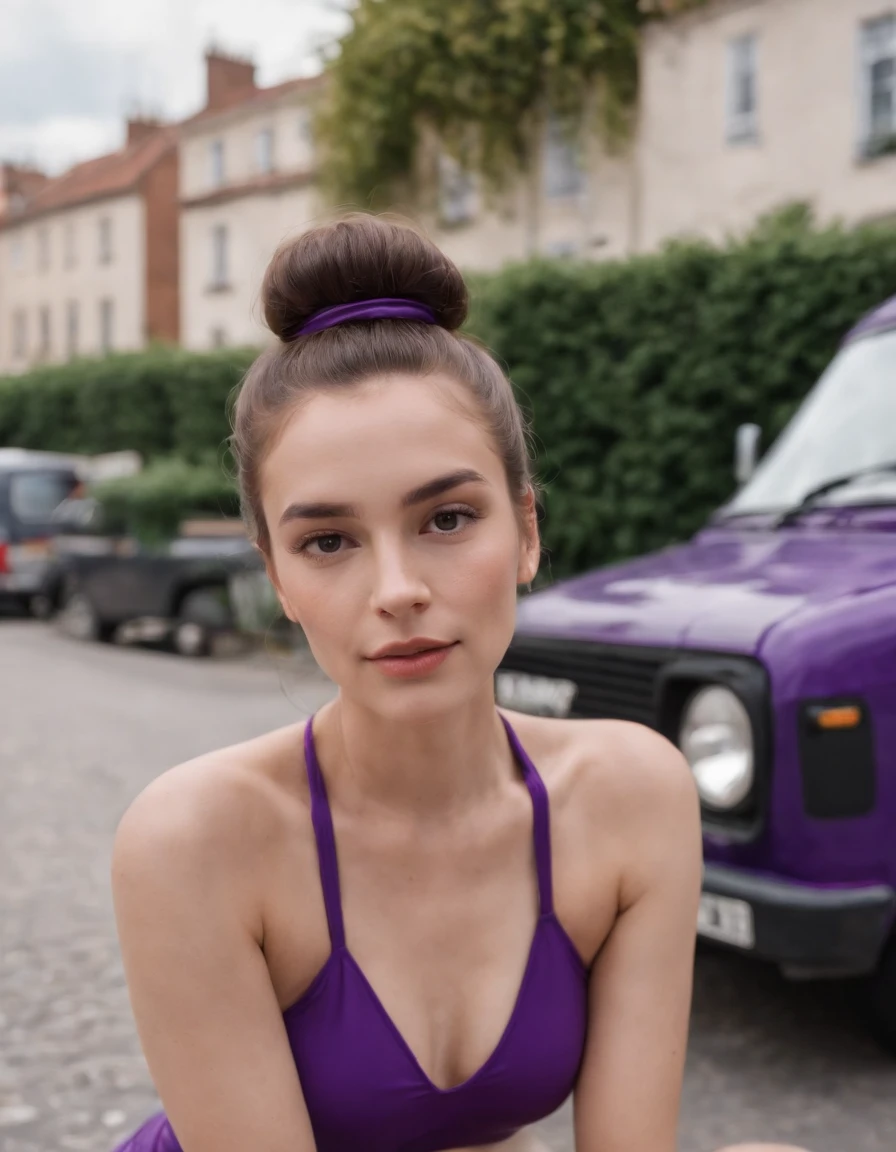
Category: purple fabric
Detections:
[
  {"x1": 113, "y1": 716, "x2": 588, "y2": 1152},
  {"x1": 292, "y1": 298, "x2": 438, "y2": 339}
]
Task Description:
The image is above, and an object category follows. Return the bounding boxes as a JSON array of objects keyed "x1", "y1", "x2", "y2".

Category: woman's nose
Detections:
[{"x1": 368, "y1": 543, "x2": 431, "y2": 618}]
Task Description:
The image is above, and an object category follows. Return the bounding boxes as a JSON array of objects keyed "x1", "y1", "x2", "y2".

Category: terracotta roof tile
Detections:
[{"x1": 3, "y1": 127, "x2": 177, "y2": 225}]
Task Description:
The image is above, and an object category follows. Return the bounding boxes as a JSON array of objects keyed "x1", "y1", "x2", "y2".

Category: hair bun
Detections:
[{"x1": 262, "y1": 214, "x2": 469, "y2": 341}]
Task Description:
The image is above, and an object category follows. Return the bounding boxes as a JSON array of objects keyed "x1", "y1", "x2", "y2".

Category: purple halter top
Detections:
[{"x1": 114, "y1": 715, "x2": 588, "y2": 1152}]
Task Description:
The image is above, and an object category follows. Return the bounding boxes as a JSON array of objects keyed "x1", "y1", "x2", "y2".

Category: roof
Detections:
[
  {"x1": 179, "y1": 75, "x2": 322, "y2": 137},
  {"x1": 1, "y1": 127, "x2": 176, "y2": 227},
  {"x1": 844, "y1": 295, "x2": 896, "y2": 344}
]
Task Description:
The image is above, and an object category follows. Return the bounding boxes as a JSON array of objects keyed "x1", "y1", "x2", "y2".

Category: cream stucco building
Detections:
[
  {"x1": 0, "y1": 125, "x2": 179, "y2": 374},
  {"x1": 634, "y1": 0, "x2": 896, "y2": 251},
  {"x1": 6, "y1": 2, "x2": 896, "y2": 366},
  {"x1": 179, "y1": 56, "x2": 322, "y2": 351}
]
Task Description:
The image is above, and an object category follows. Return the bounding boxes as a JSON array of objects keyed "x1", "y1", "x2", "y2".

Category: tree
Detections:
[{"x1": 317, "y1": 0, "x2": 706, "y2": 208}]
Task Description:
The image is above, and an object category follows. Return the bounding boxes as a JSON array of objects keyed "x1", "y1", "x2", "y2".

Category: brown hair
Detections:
[{"x1": 230, "y1": 214, "x2": 535, "y2": 554}]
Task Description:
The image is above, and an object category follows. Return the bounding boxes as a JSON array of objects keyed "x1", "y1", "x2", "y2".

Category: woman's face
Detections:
[{"x1": 260, "y1": 373, "x2": 538, "y2": 721}]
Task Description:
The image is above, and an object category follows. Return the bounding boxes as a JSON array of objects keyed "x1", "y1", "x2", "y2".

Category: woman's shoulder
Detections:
[
  {"x1": 112, "y1": 720, "x2": 313, "y2": 900},
  {"x1": 505, "y1": 710, "x2": 696, "y2": 818}
]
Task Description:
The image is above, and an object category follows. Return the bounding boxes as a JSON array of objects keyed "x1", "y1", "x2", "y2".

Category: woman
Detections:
[{"x1": 110, "y1": 215, "x2": 795, "y2": 1152}]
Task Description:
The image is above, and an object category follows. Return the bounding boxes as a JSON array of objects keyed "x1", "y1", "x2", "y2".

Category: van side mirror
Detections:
[{"x1": 735, "y1": 423, "x2": 762, "y2": 485}]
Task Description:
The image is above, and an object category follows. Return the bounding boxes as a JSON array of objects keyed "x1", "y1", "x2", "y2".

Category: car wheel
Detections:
[
  {"x1": 28, "y1": 593, "x2": 54, "y2": 620},
  {"x1": 172, "y1": 587, "x2": 233, "y2": 658},
  {"x1": 57, "y1": 588, "x2": 113, "y2": 643},
  {"x1": 864, "y1": 933, "x2": 896, "y2": 1055}
]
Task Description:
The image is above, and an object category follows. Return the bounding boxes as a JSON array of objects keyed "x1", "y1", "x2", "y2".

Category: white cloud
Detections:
[{"x1": 0, "y1": 0, "x2": 351, "y2": 173}]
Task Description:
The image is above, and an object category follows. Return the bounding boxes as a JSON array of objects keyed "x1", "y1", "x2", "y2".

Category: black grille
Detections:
[{"x1": 497, "y1": 636, "x2": 673, "y2": 726}]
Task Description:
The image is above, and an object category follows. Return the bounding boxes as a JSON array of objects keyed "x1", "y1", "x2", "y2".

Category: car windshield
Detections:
[
  {"x1": 726, "y1": 327, "x2": 896, "y2": 515},
  {"x1": 9, "y1": 470, "x2": 76, "y2": 525}
]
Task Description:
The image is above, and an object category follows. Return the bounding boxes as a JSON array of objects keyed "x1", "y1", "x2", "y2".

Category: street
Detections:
[{"x1": 1, "y1": 620, "x2": 895, "y2": 1152}]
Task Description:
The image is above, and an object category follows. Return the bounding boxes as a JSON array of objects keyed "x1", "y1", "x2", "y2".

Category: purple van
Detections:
[{"x1": 497, "y1": 294, "x2": 896, "y2": 1049}]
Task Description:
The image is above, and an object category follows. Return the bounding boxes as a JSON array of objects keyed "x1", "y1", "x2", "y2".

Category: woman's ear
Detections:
[{"x1": 516, "y1": 487, "x2": 540, "y2": 588}]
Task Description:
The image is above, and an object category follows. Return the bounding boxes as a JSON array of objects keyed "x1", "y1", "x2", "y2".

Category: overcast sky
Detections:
[{"x1": 0, "y1": 0, "x2": 351, "y2": 174}]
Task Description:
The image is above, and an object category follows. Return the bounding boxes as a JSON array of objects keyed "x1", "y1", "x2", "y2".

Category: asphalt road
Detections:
[{"x1": 1, "y1": 619, "x2": 895, "y2": 1152}]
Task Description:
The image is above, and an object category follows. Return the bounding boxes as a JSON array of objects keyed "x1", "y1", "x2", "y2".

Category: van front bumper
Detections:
[{"x1": 700, "y1": 864, "x2": 896, "y2": 978}]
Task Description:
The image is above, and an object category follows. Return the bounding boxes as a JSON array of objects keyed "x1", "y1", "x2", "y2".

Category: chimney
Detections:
[
  {"x1": 205, "y1": 49, "x2": 257, "y2": 113},
  {"x1": 127, "y1": 117, "x2": 163, "y2": 147},
  {"x1": 0, "y1": 163, "x2": 49, "y2": 217}
]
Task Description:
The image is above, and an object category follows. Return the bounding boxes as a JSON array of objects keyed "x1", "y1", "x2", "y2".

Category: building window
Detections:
[
  {"x1": 543, "y1": 114, "x2": 584, "y2": 199},
  {"x1": 37, "y1": 226, "x2": 50, "y2": 272},
  {"x1": 860, "y1": 16, "x2": 896, "y2": 157},
  {"x1": 210, "y1": 139, "x2": 225, "y2": 187},
  {"x1": 12, "y1": 310, "x2": 27, "y2": 358},
  {"x1": 210, "y1": 327, "x2": 227, "y2": 349},
  {"x1": 38, "y1": 305, "x2": 51, "y2": 355},
  {"x1": 256, "y1": 128, "x2": 275, "y2": 174},
  {"x1": 211, "y1": 224, "x2": 229, "y2": 288},
  {"x1": 99, "y1": 298, "x2": 114, "y2": 353},
  {"x1": 11, "y1": 236, "x2": 24, "y2": 270},
  {"x1": 67, "y1": 301, "x2": 79, "y2": 357},
  {"x1": 64, "y1": 221, "x2": 77, "y2": 269},
  {"x1": 98, "y1": 216, "x2": 113, "y2": 264},
  {"x1": 297, "y1": 109, "x2": 313, "y2": 145},
  {"x1": 726, "y1": 33, "x2": 759, "y2": 143},
  {"x1": 438, "y1": 154, "x2": 477, "y2": 225}
]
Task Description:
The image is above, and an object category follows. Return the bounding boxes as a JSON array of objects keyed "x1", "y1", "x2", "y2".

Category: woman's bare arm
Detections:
[
  {"x1": 573, "y1": 725, "x2": 703, "y2": 1152},
  {"x1": 112, "y1": 762, "x2": 318, "y2": 1152}
]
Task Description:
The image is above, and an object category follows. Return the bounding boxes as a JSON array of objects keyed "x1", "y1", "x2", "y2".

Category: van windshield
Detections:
[
  {"x1": 9, "y1": 470, "x2": 76, "y2": 525},
  {"x1": 728, "y1": 327, "x2": 896, "y2": 514}
]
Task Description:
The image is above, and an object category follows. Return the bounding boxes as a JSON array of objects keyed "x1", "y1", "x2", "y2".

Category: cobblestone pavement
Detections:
[{"x1": 2, "y1": 619, "x2": 895, "y2": 1152}]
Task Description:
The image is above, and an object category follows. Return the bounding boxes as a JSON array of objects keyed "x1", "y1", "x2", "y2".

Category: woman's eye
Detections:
[
  {"x1": 433, "y1": 511, "x2": 463, "y2": 532},
  {"x1": 428, "y1": 507, "x2": 478, "y2": 534},
  {"x1": 304, "y1": 533, "x2": 344, "y2": 555}
]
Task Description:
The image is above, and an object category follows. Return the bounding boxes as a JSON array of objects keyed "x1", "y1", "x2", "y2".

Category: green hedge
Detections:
[
  {"x1": 4, "y1": 213, "x2": 896, "y2": 576},
  {"x1": 468, "y1": 214, "x2": 896, "y2": 578},
  {"x1": 0, "y1": 345, "x2": 255, "y2": 462},
  {"x1": 91, "y1": 455, "x2": 240, "y2": 545}
]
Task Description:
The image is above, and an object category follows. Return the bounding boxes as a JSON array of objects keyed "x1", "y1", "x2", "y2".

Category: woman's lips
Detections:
[{"x1": 368, "y1": 642, "x2": 459, "y2": 679}]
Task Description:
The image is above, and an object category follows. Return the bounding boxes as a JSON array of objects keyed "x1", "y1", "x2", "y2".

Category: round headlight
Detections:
[{"x1": 680, "y1": 685, "x2": 754, "y2": 810}]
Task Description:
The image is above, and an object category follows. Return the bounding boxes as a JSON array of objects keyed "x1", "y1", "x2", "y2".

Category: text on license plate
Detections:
[{"x1": 697, "y1": 894, "x2": 755, "y2": 949}]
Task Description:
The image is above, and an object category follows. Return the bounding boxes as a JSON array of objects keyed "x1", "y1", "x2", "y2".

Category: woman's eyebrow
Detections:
[
  {"x1": 401, "y1": 469, "x2": 487, "y2": 508},
  {"x1": 278, "y1": 469, "x2": 488, "y2": 527}
]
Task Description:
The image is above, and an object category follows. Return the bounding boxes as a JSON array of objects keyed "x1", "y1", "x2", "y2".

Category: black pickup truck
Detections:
[{"x1": 48, "y1": 498, "x2": 279, "y2": 656}]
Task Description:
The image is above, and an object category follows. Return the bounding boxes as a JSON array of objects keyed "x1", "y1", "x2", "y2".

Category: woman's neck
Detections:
[{"x1": 312, "y1": 696, "x2": 517, "y2": 819}]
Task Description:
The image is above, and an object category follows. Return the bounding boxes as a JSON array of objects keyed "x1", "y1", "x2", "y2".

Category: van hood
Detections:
[{"x1": 516, "y1": 522, "x2": 896, "y2": 654}]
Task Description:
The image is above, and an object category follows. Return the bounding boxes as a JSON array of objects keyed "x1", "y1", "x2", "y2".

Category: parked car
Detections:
[
  {"x1": 0, "y1": 449, "x2": 141, "y2": 618},
  {"x1": 49, "y1": 498, "x2": 276, "y2": 656},
  {"x1": 0, "y1": 449, "x2": 87, "y2": 617},
  {"x1": 496, "y1": 293, "x2": 896, "y2": 1050}
]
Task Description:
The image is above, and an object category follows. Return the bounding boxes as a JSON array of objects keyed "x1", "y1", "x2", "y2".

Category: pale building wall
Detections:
[
  {"x1": 637, "y1": 0, "x2": 896, "y2": 251},
  {"x1": 180, "y1": 98, "x2": 315, "y2": 202},
  {"x1": 430, "y1": 136, "x2": 635, "y2": 271},
  {"x1": 0, "y1": 194, "x2": 145, "y2": 374},
  {"x1": 180, "y1": 90, "x2": 321, "y2": 350},
  {"x1": 181, "y1": 184, "x2": 321, "y2": 349}
]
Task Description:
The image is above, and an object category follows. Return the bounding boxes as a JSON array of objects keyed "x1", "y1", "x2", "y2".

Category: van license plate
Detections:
[{"x1": 697, "y1": 894, "x2": 755, "y2": 949}]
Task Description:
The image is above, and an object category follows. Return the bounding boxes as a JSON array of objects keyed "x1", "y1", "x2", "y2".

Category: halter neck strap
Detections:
[
  {"x1": 303, "y1": 718, "x2": 346, "y2": 950},
  {"x1": 499, "y1": 715, "x2": 555, "y2": 917}
]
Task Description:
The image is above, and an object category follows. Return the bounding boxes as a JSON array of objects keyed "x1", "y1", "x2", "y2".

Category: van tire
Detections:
[
  {"x1": 172, "y1": 586, "x2": 233, "y2": 657},
  {"x1": 865, "y1": 934, "x2": 896, "y2": 1056},
  {"x1": 57, "y1": 587, "x2": 115, "y2": 644}
]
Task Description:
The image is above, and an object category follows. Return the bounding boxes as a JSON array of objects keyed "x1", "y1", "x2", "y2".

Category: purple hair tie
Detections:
[{"x1": 291, "y1": 297, "x2": 438, "y2": 339}]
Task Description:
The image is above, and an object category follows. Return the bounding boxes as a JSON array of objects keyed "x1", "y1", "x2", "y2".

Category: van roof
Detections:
[
  {"x1": 0, "y1": 448, "x2": 81, "y2": 472},
  {"x1": 845, "y1": 294, "x2": 896, "y2": 344}
]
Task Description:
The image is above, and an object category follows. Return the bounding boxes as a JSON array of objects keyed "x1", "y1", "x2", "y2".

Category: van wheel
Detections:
[
  {"x1": 864, "y1": 934, "x2": 896, "y2": 1055},
  {"x1": 172, "y1": 587, "x2": 232, "y2": 657},
  {"x1": 58, "y1": 587, "x2": 114, "y2": 644}
]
